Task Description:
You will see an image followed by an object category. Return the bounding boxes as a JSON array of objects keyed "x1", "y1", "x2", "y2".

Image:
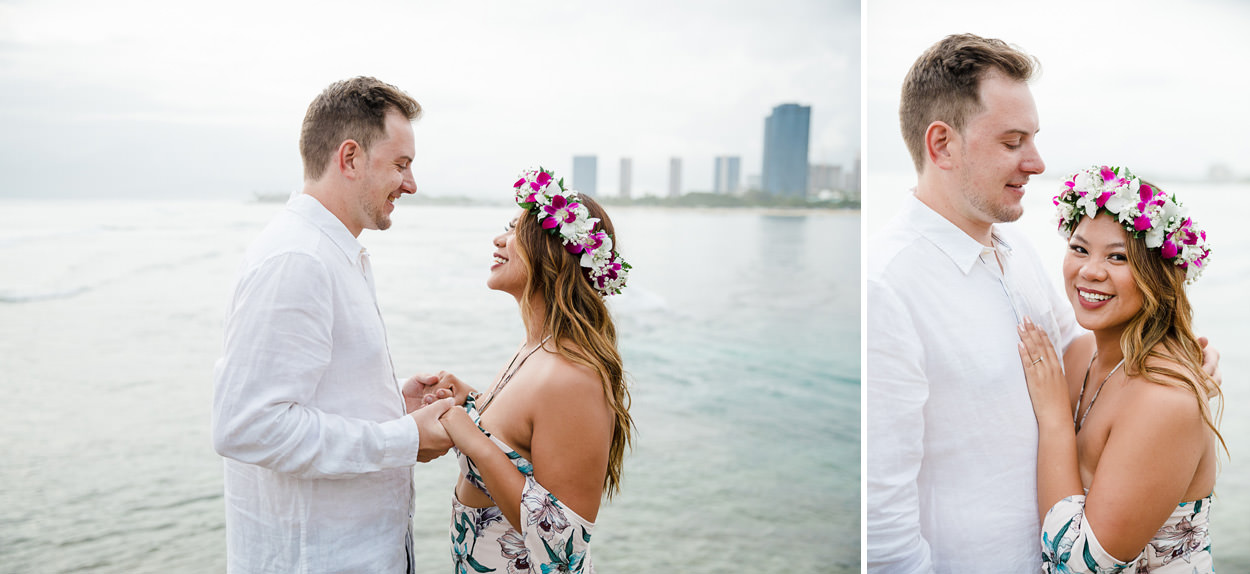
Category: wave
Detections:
[
  {"x1": 0, "y1": 285, "x2": 93, "y2": 303},
  {"x1": 0, "y1": 250, "x2": 223, "y2": 304},
  {"x1": 0, "y1": 226, "x2": 120, "y2": 249}
]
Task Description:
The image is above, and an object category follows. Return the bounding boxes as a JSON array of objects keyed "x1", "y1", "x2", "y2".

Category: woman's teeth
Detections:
[{"x1": 1080, "y1": 290, "x2": 1111, "y2": 302}]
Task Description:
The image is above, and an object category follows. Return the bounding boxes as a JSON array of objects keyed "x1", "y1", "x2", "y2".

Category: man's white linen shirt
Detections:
[
  {"x1": 866, "y1": 194, "x2": 1080, "y2": 574},
  {"x1": 212, "y1": 193, "x2": 421, "y2": 574}
]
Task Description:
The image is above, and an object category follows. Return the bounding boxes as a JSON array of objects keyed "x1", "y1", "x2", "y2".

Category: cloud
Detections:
[
  {"x1": 0, "y1": 0, "x2": 860, "y2": 199},
  {"x1": 866, "y1": 0, "x2": 1250, "y2": 180}
]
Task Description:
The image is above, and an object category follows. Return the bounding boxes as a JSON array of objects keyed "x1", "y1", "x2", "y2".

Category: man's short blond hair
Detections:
[
  {"x1": 299, "y1": 77, "x2": 422, "y2": 181},
  {"x1": 899, "y1": 34, "x2": 1038, "y2": 173}
]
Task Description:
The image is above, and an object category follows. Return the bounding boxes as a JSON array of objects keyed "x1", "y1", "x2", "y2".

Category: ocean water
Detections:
[
  {"x1": 866, "y1": 175, "x2": 1250, "y2": 571},
  {"x1": 0, "y1": 199, "x2": 860, "y2": 573}
]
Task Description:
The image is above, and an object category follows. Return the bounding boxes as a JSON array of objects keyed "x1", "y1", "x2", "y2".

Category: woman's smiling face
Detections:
[
  {"x1": 1063, "y1": 212, "x2": 1144, "y2": 333},
  {"x1": 487, "y1": 209, "x2": 529, "y2": 298}
]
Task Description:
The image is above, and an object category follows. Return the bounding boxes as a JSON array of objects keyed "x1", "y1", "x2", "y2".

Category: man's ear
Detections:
[
  {"x1": 336, "y1": 140, "x2": 362, "y2": 179},
  {"x1": 925, "y1": 121, "x2": 958, "y2": 171}
]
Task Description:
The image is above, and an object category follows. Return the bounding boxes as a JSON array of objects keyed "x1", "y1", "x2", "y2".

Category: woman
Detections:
[
  {"x1": 433, "y1": 167, "x2": 632, "y2": 573},
  {"x1": 1018, "y1": 165, "x2": 1223, "y2": 572}
]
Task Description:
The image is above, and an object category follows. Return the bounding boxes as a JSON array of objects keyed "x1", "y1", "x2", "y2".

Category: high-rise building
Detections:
[
  {"x1": 808, "y1": 163, "x2": 842, "y2": 196},
  {"x1": 668, "y1": 157, "x2": 682, "y2": 198},
  {"x1": 573, "y1": 155, "x2": 597, "y2": 195},
  {"x1": 713, "y1": 156, "x2": 741, "y2": 195},
  {"x1": 619, "y1": 158, "x2": 632, "y2": 199},
  {"x1": 847, "y1": 152, "x2": 861, "y2": 200},
  {"x1": 762, "y1": 103, "x2": 811, "y2": 197}
]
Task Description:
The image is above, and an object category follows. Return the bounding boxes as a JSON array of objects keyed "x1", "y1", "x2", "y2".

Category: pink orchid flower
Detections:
[
  {"x1": 1161, "y1": 239, "x2": 1179, "y2": 259},
  {"x1": 541, "y1": 195, "x2": 579, "y2": 230}
]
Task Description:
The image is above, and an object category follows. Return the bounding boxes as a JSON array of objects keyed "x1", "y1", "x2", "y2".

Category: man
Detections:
[
  {"x1": 865, "y1": 34, "x2": 1081, "y2": 573},
  {"x1": 212, "y1": 76, "x2": 454, "y2": 573}
]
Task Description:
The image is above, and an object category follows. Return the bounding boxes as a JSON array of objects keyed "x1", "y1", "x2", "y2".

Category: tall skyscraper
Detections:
[
  {"x1": 762, "y1": 103, "x2": 811, "y2": 197},
  {"x1": 847, "y1": 152, "x2": 861, "y2": 201},
  {"x1": 572, "y1": 155, "x2": 598, "y2": 195},
  {"x1": 668, "y1": 157, "x2": 682, "y2": 198},
  {"x1": 713, "y1": 156, "x2": 741, "y2": 195},
  {"x1": 619, "y1": 158, "x2": 632, "y2": 199}
]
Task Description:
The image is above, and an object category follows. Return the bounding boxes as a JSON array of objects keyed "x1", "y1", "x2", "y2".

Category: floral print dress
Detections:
[
  {"x1": 1041, "y1": 493, "x2": 1214, "y2": 573},
  {"x1": 450, "y1": 397, "x2": 595, "y2": 574}
]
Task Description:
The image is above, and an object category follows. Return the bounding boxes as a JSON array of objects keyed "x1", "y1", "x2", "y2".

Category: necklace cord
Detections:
[
  {"x1": 477, "y1": 335, "x2": 552, "y2": 415},
  {"x1": 1074, "y1": 352, "x2": 1126, "y2": 433}
]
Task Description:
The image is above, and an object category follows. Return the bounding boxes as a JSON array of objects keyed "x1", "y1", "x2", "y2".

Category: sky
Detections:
[
  {"x1": 0, "y1": 0, "x2": 860, "y2": 200},
  {"x1": 866, "y1": 0, "x2": 1250, "y2": 183}
]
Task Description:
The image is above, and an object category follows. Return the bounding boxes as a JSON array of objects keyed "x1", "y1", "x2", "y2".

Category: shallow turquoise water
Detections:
[{"x1": 0, "y1": 200, "x2": 860, "y2": 573}]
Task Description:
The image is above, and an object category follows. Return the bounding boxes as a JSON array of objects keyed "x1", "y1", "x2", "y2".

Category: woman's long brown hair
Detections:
[
  {"x1": 1115, "y1": 201, "x2": 1226, "y2": 455},
  {"x1": 513, "y1": 193, "x2": 634, "y2": 497}
]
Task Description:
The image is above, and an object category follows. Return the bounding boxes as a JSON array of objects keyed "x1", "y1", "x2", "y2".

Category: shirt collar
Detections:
[
  {"x1": 903, "y1": 193, "x2": 1013, "y2": 275},
  {"x1": 286, "y1": 193, "x2": 367, "y2": 263}
]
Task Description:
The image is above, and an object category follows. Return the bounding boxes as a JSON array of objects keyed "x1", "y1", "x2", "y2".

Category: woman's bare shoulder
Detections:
[
  {"x1": 1124, "y1": 354, "x2": 1207, "y2": 426},
  {"x1": 524, "y1": 347, "x2": 606, "y2": 403}
]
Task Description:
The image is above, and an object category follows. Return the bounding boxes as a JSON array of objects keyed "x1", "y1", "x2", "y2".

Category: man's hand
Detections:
[
  {"x1": 1199, "y1": 336, "x2": 1222, "y2": 393},
  {"x1": 404, "y1": 371, "x2": 477, "y2": 412},
  {"x1": 411, "y1": 397, "x2": 455, "y2": 462},
  {"x1": 402, "y1": 373, "x2": 442, "y2": 414}
]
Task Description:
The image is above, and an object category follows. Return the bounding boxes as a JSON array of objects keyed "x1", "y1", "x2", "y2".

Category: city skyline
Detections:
[
  {"x1": 0, "y1": 0, "x2": 859, "y2": 200},
  {"x1": 566, "y1": 101, "x2": 861, "y2": 199}
]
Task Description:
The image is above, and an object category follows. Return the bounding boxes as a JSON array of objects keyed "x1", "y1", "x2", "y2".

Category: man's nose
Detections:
[{"x1": 1022, "y1": 144, "x2": 1045, "y2": 175}]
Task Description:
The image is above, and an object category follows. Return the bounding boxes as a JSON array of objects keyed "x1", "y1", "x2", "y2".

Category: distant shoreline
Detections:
[
  {"x1": 258, "y1": 192, "x2": 862, "y2": 214},
  {"x1": 603, "y1": 204, "x2": 859, "y2": 216}
]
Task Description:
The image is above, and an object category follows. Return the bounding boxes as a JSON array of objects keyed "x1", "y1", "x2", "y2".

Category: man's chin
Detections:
[
  {"x1": 991, "y1": 202, "x2": 1025, "y2": 224},
  {"x1": 370, "y1": 214, "x2": 393, "y2": 231}
]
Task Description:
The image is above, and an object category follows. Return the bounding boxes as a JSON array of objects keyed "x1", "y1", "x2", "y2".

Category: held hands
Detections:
[
  {"x1": 402, "y1": 371, "x2": 477, "y2": 414},
  {"x1": 436, "y1": 403, "x2": 481, "y2": 456},
  {"x1": 411, "y1": 397, "x2": 455, "y2": 462},
  {"x1": 401, "y1": 371, "x2": 481, "y2": 462},
  {"x1": 1017, "y1": 317, "x2": 1071, "y2": 428}
]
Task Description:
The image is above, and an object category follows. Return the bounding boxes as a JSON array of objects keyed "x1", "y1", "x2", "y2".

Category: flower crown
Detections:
[
  {"x1": 1053, "y1": 165, "x2": 1210, "y2": 284},
  {"x1": 513, "y1": 167, "x2": 630, "y2": 296}
]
